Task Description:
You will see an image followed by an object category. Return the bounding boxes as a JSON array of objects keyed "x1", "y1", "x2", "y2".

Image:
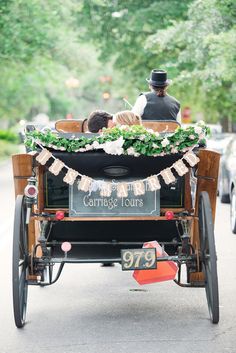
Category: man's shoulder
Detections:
[{"x1": 166, "y1": 94, "x2": 180, "y2": 106}]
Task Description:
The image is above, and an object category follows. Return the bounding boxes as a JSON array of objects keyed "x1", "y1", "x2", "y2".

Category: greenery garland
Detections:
[{"x1": 25, "y1": 122, "x2": 210, "y2": 157}]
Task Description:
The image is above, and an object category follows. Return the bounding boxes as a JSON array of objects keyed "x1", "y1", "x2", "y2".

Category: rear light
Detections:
[
  {"x1": 55, "y1": 211, "x2": 65, "y2": 220},
  {"x1": 24, "y1": 184, "x2": 38, "y2": 198},
  {"x1": 165, "y1": 211, "x2": 174, "y2": 220}
]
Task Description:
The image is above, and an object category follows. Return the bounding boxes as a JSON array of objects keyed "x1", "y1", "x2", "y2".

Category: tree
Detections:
[
  {"x1": 76, "y1": 0, "x2": 192, "y2": 88},
  {"x1": 76, "y1": 0, "x2": 236, "y2": 126},
  {"x1": 147, "y1": 0, "x2": 236, "y2": 124},
  {"x1": 0, "y1": 0, "x2": 124, "y2": 123}
]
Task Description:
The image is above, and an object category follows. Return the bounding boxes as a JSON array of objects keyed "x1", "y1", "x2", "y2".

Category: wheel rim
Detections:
[
  {"x1": 230, "y1": 190, "x2": 236, "y2": 232},
  {"x1": 199, "y1": 192, "x2": 219, "y2": 324},
  {"x1": 12, "y1": 195, "x2": 29, "y2": 328}
]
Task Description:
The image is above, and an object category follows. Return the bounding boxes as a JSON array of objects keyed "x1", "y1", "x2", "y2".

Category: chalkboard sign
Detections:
[{"x1": 69, "y1": 179, "x2": 160, "y2": 217}]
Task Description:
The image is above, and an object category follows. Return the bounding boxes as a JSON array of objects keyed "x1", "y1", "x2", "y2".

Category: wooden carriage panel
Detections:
[
  {"x1": 190, "y1": 149, "x2": 220, "y2": 284},
  {"x1": 55, "y1": 119, "x2": 179, "y2": 134},
  {"x1": 142, "y1": 120, "x2": 180, "y2": 132},
  {"x1": 55, "y1": 119, "x2": 83, "y2": 133},
  {"x1": 194, "y1": 149, "x2": 220, "y2": 222},
  {"x1": 12, "y1": 154, "x2": 33, "y2": 198}
]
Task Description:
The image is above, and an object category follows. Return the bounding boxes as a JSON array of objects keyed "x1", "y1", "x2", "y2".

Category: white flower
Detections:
[
  {"x1": 198, "y1": 120, "x2": 205, "y2": 126},
  {"x1": 134, "y1": 152, "x2": 140, "y2": 157},
  {"x1": 85, "y1": 144, "x2": 93, "y2": 151},
  {"x1": 92, "y1": 141, "x2": 100, "y2": 149},
  {"x1": 146, "y1": 128, "x2": 154, "y2": 133},
  {"x1": 139, "y1": 135, "x2": 146, "y2": 141},
  {"x1": 154, "y1": 131, "x2": 160, "y2": 137},
  {"x1": 171, "y1": 147, "x2": 178, "y2": 154},
  {"x1": 198, "y1": 133, "x2": 205, "y2": 140},
  {"x1": 152, "y1": 143, "x2": 158, "y2": 148},
  {"x1": 127, "y1": 147, "x2": 136, "y2": 155},
  {"x1": 194, "y1": 126, "x2": 202, "y2": 134},
  {"x1": 189, "y1": 134, "x2": 195, "y2": 140},
  {"x1": 79, "y1": 148, "x2": 86, "y2": 152},
  {"x1": 103, "y1": 136, "x2": 124, "y2": 155},
  {"x1": 161, "y1": 137, "x2": 170, "y2": 147}
]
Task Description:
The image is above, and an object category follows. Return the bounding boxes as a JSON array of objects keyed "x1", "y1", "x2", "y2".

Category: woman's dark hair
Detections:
[
  {"x1": 151, "y1": 85, "x2": 168, "y2": 97},
  {"x1": 88, "y1": 110, "x2": 113, "y2": 133}
]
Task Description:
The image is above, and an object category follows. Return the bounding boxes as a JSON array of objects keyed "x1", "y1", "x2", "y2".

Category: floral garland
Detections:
[
  {"x1": 25, "y1": 121, "x2": 209, "y2": 157},
  {"x1": 35, "y1": 146, "x2": 200, "y2": 198}
]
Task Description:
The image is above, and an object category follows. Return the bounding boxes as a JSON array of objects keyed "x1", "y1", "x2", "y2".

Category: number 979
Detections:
[{"x1": 121, "y1": 249, "x2": 157, "y2": 270}]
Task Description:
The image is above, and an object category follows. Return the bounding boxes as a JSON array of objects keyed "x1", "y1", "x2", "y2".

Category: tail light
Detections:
[
  {"x1": 24, "y1": 184, "x2": 38, "y2": 198},
  {"x1": 165, "y1": 211, "x2": 174, "y2": 220},
  {"x1": 55, "y1": 211, "x2": 65, "y2": 220}
]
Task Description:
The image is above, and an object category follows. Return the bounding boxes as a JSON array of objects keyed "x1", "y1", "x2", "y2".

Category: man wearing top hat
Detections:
[{"x1": 132, "y1": 69, "x2": 181, "y2": 122}]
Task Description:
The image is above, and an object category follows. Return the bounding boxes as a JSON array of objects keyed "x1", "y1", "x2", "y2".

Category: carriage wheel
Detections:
[
  {"x1": 12, "y1": 195, "x2": 29, "y2": 328},
  {"x1": 198, "y1": 191, "x2": 219, "y2": 324}
]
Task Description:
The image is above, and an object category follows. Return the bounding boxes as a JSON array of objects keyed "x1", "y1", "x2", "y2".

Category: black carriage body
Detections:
[
  {"x1": 41, "y1": 152, "x2": 187, "y2": 248},
  {"x1": 12, "y1": 144, "x2": 221, "y2": 327},
  {"x1": 43, "y1": 152, "x2": 185, "y2": 209}
]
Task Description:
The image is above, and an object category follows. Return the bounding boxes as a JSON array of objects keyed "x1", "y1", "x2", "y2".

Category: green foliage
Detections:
[
  {"x1": 25, "y1": 122, "x2": 209, "y2": 157},
  {"x1": 0, "y1": 129, "x2": 18, "y2": 143},
  {"x1": 76, "y1": 0, "x2": 192, "y2": 88},
  {"x1": 0, "y1": 0, "x2": 76, "y2": 62},
  {"x1": 0, "y1": 0, "x2": 126, "y2": 123},
  {"x1": 76, "y1": 0, "x2": 236, "y2": 124},
  {"x1": 144, "y1": 0, "x2": 236, "y2": 123},
  {"x1": 0, "y1": 140, "x2": 20, "y2": 160},
  {"x1": 1, "y1": 0, "x2": 236, "y2": 127}
]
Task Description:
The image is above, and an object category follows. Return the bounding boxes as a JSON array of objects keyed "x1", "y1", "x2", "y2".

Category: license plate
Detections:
[{"x1": 121, "y1": 248, "x2": 157, "y2": 271}]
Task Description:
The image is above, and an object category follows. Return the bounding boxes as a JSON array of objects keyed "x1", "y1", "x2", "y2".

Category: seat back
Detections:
[
  {"x1": 55, "y1": 119, "x2": 84, "y2": 133},
  {"x1": 55, "y1": 119, "x2": 180, "y2": 133},
  {"x1": 142, "y1": 120, "x2": 180, "y2": 132}
]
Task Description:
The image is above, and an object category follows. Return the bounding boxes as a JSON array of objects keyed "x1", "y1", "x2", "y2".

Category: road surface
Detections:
[{"x1": 0, "y1": 160, "x2": 236, "y2": 353}]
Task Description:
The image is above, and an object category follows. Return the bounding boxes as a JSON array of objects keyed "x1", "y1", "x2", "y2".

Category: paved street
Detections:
[{"x1": 0, "y1": 160, "x2": 236, "y2": 353}]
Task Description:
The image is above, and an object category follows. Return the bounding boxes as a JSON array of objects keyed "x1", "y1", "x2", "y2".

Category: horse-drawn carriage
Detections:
[{"x1": 12, "y1": 120, "x2": 220, "y2": 327}]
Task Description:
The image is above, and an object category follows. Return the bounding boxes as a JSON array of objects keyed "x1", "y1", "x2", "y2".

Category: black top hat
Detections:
[{"x1": 146, "y1": 69, "x2": 171, "y2": 87}]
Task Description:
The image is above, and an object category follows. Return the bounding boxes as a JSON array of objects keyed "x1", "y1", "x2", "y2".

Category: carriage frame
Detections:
[{"x1": 12, "y1": 120, "x2": 220, "y2": 327}]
